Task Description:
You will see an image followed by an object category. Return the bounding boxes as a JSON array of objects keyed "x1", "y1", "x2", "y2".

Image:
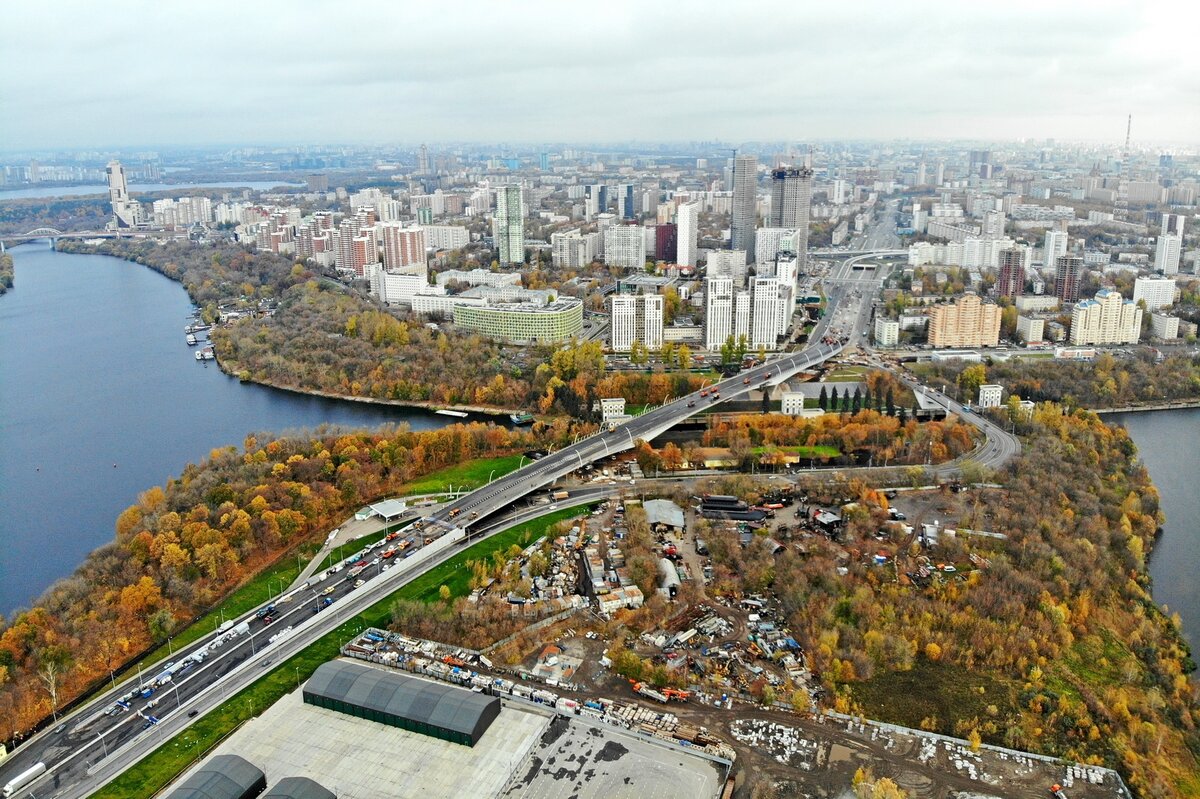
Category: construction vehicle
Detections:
[
  {"x1": 1049, "y1": 787, "x2": 1069, "y2": 799},
  {"x1": 630, "y1": 681, "x2": 669, "y2": 704},
  {"x1": 448, "y1": 508, "x2": 461, "y2": 518},
  {"x1": 386, "y1": 531, "x2": 401, "y2": 542},
  {"x1": 442, "y1": 654, "x2": 466, "y2": 667},
  {"x1": 662, "y1": 688, "x2": 691, "y2": 702}
]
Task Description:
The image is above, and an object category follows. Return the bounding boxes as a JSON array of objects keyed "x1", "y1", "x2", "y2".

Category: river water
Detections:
[
  {"x1": 0, "y1": 241, "x2": 469, "y2": 615},
  {"x1": 1109, "y1": 409, "x2": 1200, "y2": 648},
  {"x1": 0, "y1": 181, "x2": 303, "y2": 201}
]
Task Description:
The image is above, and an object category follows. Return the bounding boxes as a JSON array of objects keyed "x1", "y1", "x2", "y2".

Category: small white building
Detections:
[
  {"x1": 1015, "y1": 315, "x2": 1044, "y2": 343},
  {"x1": 977, "y1": 384, "x2": 1003, "y2": 408},
  {"x1": 1150, "y1": 312, "x2": 1180, "y2": 340},
  {"x1": 874, "y1": 317, "x2": 899, "y2": 347},
  {"x1": 781, "y1": 392, "x2": 825, "y2": 417},
  {"x1": 594, "y1": 397, "x2": 626, "y2": 423}
]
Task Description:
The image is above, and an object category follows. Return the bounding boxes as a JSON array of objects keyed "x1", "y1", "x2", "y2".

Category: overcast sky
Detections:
[{"x1": 3, "y1": 0, "x2": 1197, "y2": 151}]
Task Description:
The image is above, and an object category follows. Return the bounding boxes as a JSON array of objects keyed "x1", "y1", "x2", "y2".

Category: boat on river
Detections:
[
  {"x1": 195, "y1": 347, "x2": 215, "y2": 361},
  {"x1": 436, "y1": 409, "x2": 469, "y2": 418},
  {"x1": 509, "y1": 412, "x2": 534, "y2": 425}
]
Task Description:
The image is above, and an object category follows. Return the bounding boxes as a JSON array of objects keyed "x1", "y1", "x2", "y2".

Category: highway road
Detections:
[
  {"x1": 0, "y1": 247, "x2": 910, "y2": 798},
  {"x1": 0, "y1": 486, "x2": 627, "y2": 799},
  {"x1": 909, "y1": 380, "x2": 1021, "y2": 476},
  {"x1": 850, "y1": 198, "x2": 902, "y2": 251}
]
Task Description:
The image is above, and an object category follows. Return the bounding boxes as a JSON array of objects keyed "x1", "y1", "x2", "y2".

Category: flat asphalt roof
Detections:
[
  {"x1": 499, "y1": 715, "x2": 724, "y2": 799},
  {"x1": 197, "y1": 677, "x2": 548, "y2": 797}
]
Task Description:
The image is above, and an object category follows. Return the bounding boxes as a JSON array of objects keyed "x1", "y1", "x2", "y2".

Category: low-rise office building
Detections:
[{"x1": 453, "y1": 298, "x2": 583, "y2": 344}]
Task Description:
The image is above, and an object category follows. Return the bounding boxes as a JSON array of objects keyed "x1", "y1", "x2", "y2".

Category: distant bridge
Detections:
[{"x1": 1, "y1": 228, "x2": 173, "y2": 244}]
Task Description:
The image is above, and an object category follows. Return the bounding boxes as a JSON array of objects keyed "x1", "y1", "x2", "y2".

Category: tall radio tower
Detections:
[{"x1": 1123, "y1": 114, "x2": 1132, "y2": 161}]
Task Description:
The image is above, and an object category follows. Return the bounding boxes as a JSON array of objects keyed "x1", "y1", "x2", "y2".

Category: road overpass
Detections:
[{"x1": 0, "y1": 250, "x2": 940, "y2": 797}]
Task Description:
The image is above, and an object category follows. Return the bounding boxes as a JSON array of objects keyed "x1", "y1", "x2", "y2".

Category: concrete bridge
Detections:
[{"x1": 0, "y1": 229, "x2": 176, "y2": 250}]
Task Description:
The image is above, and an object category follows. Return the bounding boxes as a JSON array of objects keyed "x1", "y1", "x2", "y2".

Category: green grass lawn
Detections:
[
  {"x1": 752, "y1": 445, "x2": 842, "y2": 459},
  {"x1": 398, "y1": 454, "x2": 525, "y2": 496},
  {"x1": 849, "y1": 656, "x2": 1019, "y2": 737},
  {"x1": 91, "y1": 505, "x2": 592, "y2": 799},
  {"x1": 823, "y1": 366, "x2": 871, "y2": 381},
  {"x1": 397, "y1": 506, "x2": 584, "y2": 603},
  {"x1": 128, "y1": 455, "x2": 524, "y2": 678}
]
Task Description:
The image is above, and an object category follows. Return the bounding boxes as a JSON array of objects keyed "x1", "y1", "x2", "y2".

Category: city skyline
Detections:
[{"x1": 4, "y1": 1, "x2": 1199, "y2": 150}]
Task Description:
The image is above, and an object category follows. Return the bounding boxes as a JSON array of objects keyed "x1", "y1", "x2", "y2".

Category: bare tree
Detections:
[{"x1": 37, "y1": 645, "x2": 72, "y2": 721}]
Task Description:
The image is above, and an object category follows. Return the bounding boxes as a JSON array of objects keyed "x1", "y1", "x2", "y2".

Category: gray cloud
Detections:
[{"x1": 2, "y1": 0, "x2": 1196, "y2": 149}]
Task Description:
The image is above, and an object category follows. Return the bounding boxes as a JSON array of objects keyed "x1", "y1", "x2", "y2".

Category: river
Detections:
[
  {"x1": 0, "y1": 241, "x2": 474, "y2": 615},
  {"x1": 1109, "y1": 409, "x2": 1200, "y2": 648},
  {"x1": 0, "y1": 181, "x2": 303, "y2": 201}
]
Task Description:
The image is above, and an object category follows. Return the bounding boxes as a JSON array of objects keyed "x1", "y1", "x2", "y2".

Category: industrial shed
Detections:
[
  {"x1": 262, "y1": 777, "x2": 337, "y2": 799},
  {"x1": 304, "y1": 660, "x2": 500, "y2": 747},
  {"x1": 166, "y1": 754, "x2": 266, "y2": 799}
]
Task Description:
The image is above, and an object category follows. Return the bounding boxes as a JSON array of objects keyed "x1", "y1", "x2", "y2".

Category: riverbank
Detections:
[
  {"x1": 1092, "y1": 399, "x2": 1200, "y2": 414},
  {"x1": 0, "y1": 241, "x2": 472, "y2": 616},
  {"x1": 218, "y1": 362, "x2": 527, "y2": 418},
  {"x1": 57, "y1": 238, "x2": 558, "y2": 415}
]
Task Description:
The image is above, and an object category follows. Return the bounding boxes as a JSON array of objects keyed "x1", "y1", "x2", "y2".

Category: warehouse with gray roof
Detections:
[
  {"x1": 261, "y1": 776, "x2": 336, "y2": 799},
  {"x1": 165, "y1": 754, "x2": 266, "y2": 799},
  {"x1": 303, "y1": 660, "x2": 499, "y2": 747}
]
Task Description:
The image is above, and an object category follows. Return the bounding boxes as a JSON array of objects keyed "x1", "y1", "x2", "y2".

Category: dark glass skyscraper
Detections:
[{"x1": 731, "y1": 154, "x2": 758, "y2": 261}]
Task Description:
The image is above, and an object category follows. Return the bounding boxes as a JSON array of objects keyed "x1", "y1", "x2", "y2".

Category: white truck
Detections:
[{"x1": 3, "y1": 762, "x2": 47, "y2": 797}]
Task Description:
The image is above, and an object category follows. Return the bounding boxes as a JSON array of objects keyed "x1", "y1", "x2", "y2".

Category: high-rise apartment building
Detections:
[
  {"x1": 655, "y1": 223, "x2": 678, "y2": 263},
  {"x1": 927, "y1": 293, "x2": 1002, "y2": 348},
  {"x1": 618, "y1": 184, "x2": 636, "y2": 220},
  {"x1": 610, "y1": 294, "x2": 664, "y2": 352},
  {"x1": 705, "y1": 277, "x2": 734, "y2": 350},
  {"x1": 768, "y1": 166, "x2": 812, "y2": 269},
  {"x1": 1132, "y1": 276, "x2": 1177, "y2": 311},
  {"x1": 1042, "y1": 228, "x2": 1068, "y2": 266},
  {"x1": 707, "y1": 250, "x2": 748, "y2": 285},
  {"x1": 1070, "y1": 289, "x2": 1142, "y2": 345},
  {"x1": 676, "y1": 202, "x2": 699, "y2": 267},
  {"x1": 417, "y1": 144, "x2": 431, "y2": 176},
  {"x1": 1155, "y1": 214, "x2": 1185, "y2": 275},
  {"x1": 751, "y1": 276, "x2": 784, "y2": 349},
  {"x1": 981, "y1": 210, "x2": 1005, "y2": 238},
  {"x1": 1054, "y1": 255, "x2": 1083, "y2": 304},
  {"x1": 381, "y1": 224, "x2": 426, "y2": 271},
  {"x1": 106, "y1": 160, "x2": 143, "y2": 228},
  {"x1": 422, "y1": 225, "x2": 470, "y2": 251},
  {"x1": 551, "y1": 229, "x2": 599, "y2": 268},
  {"x1": 493, "y1": 185, "x2": 525, "y2": 265},
  {"x1": 731, "y1": 154, "x2": 758, "y2": 261},
  {"x1": 755, "y1": 228, "x2": 799, "y2": 266},
  {"x1": 996, "y1": 248, "x2": 1025, "y2": 299},
  {"x1": 733, "y1": 289, "x2": 751, "y2": 342},
  {"x1": 603, "y1": 224, "x2": 646, "y2": 269}
]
